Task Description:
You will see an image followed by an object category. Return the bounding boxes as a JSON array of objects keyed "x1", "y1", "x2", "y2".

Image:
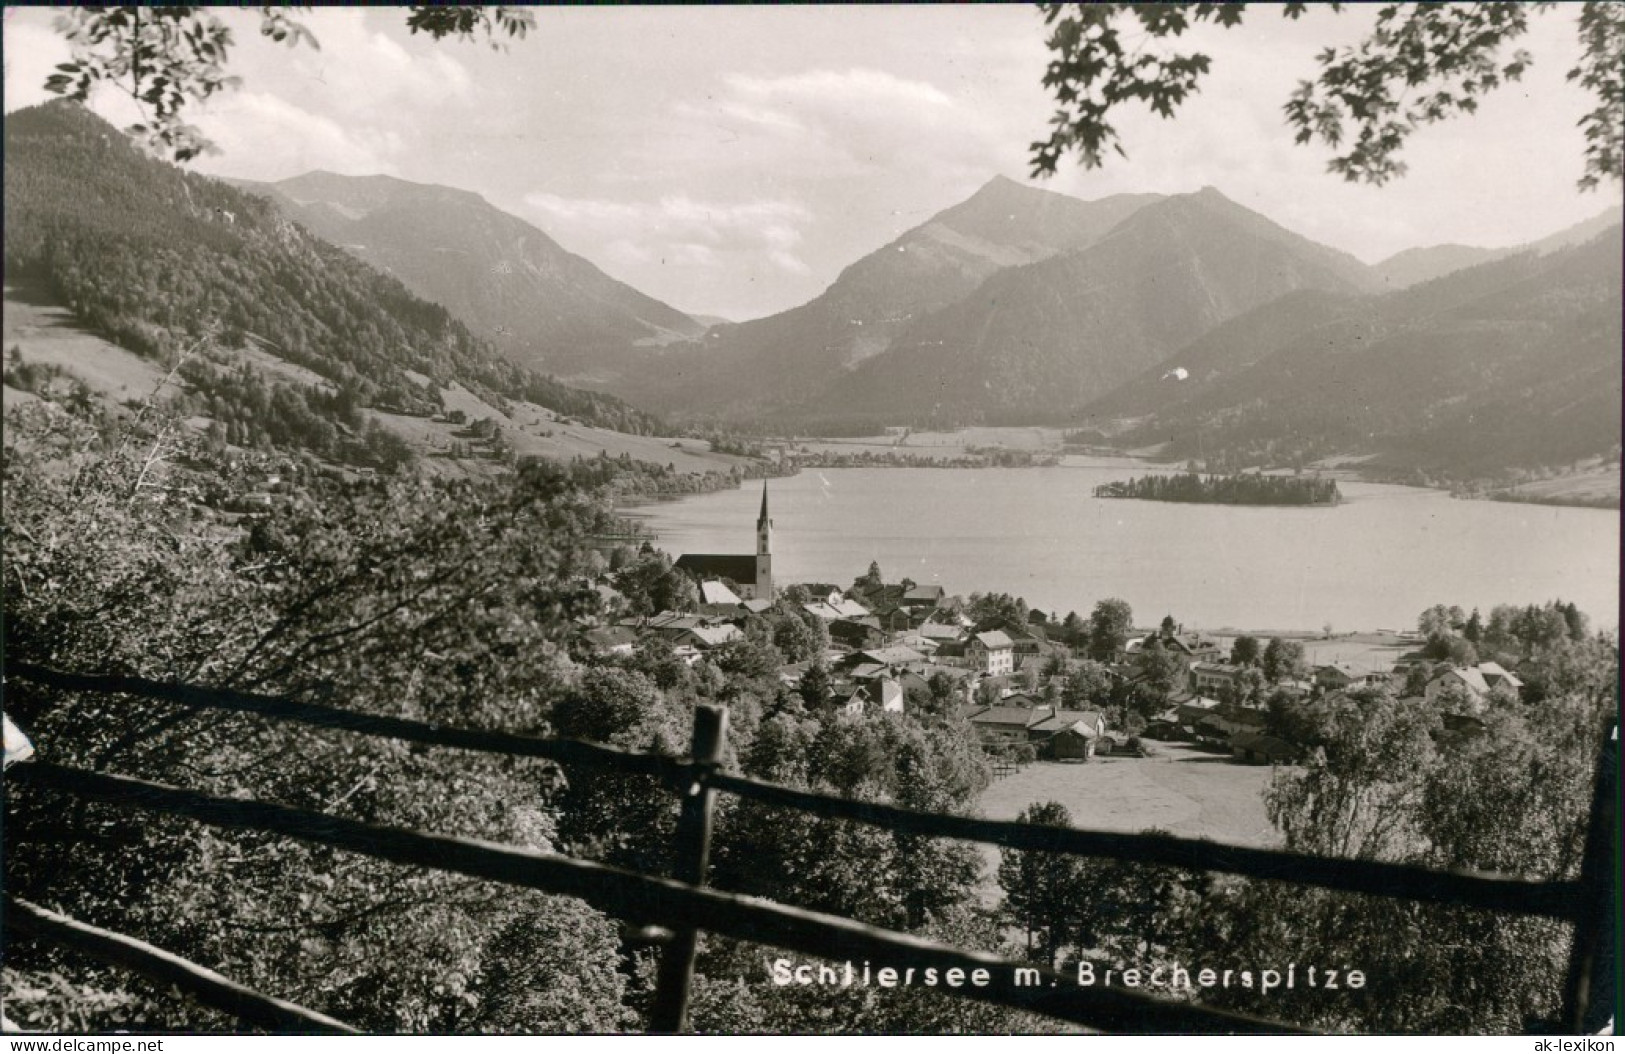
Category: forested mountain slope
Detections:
[
  {"x1": 233, "y1": 171, "x2": 705, "y2": 383},
  {"x1": 3, "y1": 102, "x2": 663, "y2": 449},
  {"x1": 1094, "y1": 225, "x2": 1624, "y2": 478}
]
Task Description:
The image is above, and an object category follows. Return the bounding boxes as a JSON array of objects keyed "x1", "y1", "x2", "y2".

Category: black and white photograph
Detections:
[{"x1": 1, "y1": 3, "x2": 1619, "y2": 1038}]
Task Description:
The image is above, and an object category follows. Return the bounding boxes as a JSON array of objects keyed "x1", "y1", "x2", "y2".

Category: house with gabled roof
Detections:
[
  {"x1": 673, "y1": 624, "x2": 743, "y2": 651},
  {"x1": 834, "y1": 676, "x2": 904, "y2": 717},
  {"x1": 829, "y1": 617, "x2": 887, "y2": 650},
  {"x1": 1191, "y1": 661, "x2": 1247, "y2": 695},
  {"x1": 968, "y1": 630, "x2": 1015, "y2": 676},
  {"x1": 1426, "y1": 662, "x2": 1522, "y2": 708},
  {"x1": 1027, "y1": 708, "x2": 1107, "y2": 741},
  {"x1": 848, "y1": 645, "x2": 927, "y2": 668},
  {"x1": 1125, "y1": 629, "x2": 1223, "y2": 666},
  {"x1": 1230, "y1": 731, "x2": 1298, "y2": 765},
  {"x1": 965, "y1": 705, "x2": 1038, "y2": 747},
  {"x1": 901, "y1": 584, "x2": 946, "y2": 609},
  {"x1": 918, "y1": 622, "x2": 967, "y2": 646},
  {"x1": 1476, "y1": 661, "x2": 1524, "y2": 695}
]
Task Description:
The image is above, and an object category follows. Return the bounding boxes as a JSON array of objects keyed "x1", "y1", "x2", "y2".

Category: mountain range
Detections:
[
  {"x1": 8, "y1": 100, "x2": 1619, "y2": 485},
  {"x1": 1092, "y1": 224, "x2": 1623, "y2": 476},
  {"x1": 789, "y1": 185, "x2": 1380, "y2": 428},
  {"x1": 2, "y1": 102, "x2": 666, "y2": 467},
  {"x1": 1371, "y1": 204, "x2": 1622, "y2": 290},
  {"x1": 605, "y1": 178, "x2": 1165, "y2": 422},
  {"x1": 228, "y1": 171, "x2": 706, "y2": 383}
]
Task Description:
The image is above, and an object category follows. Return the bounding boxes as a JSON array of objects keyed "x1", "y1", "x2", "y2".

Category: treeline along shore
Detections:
[{"x1": 1093, "y1": 472, "x2": 1341, "y2": 506}]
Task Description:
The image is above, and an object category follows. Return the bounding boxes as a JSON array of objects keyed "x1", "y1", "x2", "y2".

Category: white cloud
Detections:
[
  {"x1": 723, "y1": 68, "x2": 953, "y2": 110},
  {"x1": 193, "y1": 92, "x2": 402, "y2": 178},
  {"x1": 524, "y1": 191, "x2": 813, "y2": 274},
  {"x1": 323, "y1": 18, "x2": 471, "y2": 112},
  {"x1": 640, "y1": 64, "x2": 1013, "y2": 192}
]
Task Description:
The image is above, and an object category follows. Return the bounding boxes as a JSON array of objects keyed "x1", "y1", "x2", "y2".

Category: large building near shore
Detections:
[{"x1": 675, "y1": 482, "x2": 774, "y2": 601}]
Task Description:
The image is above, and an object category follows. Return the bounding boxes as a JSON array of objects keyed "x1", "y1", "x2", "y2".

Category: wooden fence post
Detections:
[
  {"x1": 649, "y1": 704, "x2": 727, "y2": 1034},
  {"x1": 1560, "y1": 718, "x2": 1619, "y2": 1033}
]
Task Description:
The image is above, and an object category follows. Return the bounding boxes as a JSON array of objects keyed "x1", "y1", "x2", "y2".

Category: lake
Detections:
[{"x1": 621, "y1": 462, "x2": 1620, "y2": 633}]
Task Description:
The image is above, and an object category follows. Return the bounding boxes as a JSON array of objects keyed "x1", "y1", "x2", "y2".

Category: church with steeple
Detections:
[{"x1": 674, "y1": 481, "x2": 775, "y2": 601}]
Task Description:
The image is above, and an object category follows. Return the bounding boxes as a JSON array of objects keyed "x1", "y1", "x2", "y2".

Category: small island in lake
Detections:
[{"x1": 1093, "y1": 472, "x2": 1341, "y2": 506}]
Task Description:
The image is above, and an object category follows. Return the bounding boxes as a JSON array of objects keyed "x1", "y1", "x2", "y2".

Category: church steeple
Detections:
[{"x1": 755, "y1": 481, "x2": 774, "y2": 599}]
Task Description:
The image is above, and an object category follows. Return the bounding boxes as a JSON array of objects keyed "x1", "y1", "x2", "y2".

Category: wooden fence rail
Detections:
[
  {"x1": 4, "y1": 897, "x2": 357, "y2": 1035},
  {"x1": 4, "y1": 663, "x2": 684, "y2": 782},
  {"x1": 5, "y1": 662, "x2": 1589, "y2": 917},
  {"x1": 6, "y1": 760, "x2": 1299, "y2": 1035},
  {"x1": 3, "y1": 661, "x2": 1617, "y2": 1034}
]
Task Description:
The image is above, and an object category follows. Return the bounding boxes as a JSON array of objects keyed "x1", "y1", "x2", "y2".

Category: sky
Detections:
[{"x1": 4, "y1": 5, "x2": 1618, "y2": 321}]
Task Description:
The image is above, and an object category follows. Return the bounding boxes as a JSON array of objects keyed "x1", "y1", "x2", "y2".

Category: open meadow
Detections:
[{"x1": 973, "y1": 742, "x2": 1280, "y2": 904}]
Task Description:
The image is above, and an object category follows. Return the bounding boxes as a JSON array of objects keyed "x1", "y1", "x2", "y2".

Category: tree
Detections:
[
  {"x1": 1060, "y1": 660, "x2": 1115, "y2": 710},
  {"x1": 1, "y1": 404, "x2": 662, "y2": 1031},
  {"x1": 612, "y1": 549, "x2": 698, "y2": 617},
  {"x1": 1260, "y1": 636, "x2": 1307, "y2": 684},
  {"x1": 42, "y1": 6, "x2": 535, "y2": 162},
  {"x1": 1229, "y1": 634, "x2": 1261, "y2": 667},
  {"x1": 968, "y1": 591, "x2": 1029, "y2": 633},
  {"x1": 1137, "y1": 638, "x2": 1186, "y2": 696},
  {"x1": 1424, "y1": 632, "x2": 1479, "y2": 669},
  {"x1": 1031, "y1": 3, "x2": 1624, "y2": 192},
  {"x1": 1086, "y1": 597, "x2": 1133, "y2": 662},
  {"x1": 1464, "y1": 608, "x2": 1484, "y2": 644},
  {"x1": 472, "y1": 901, "x2": 632, "y2": 1033},
  {"x1": 798, "y1": 658, "x2": 833, "y2": 712},
  {"x1": 1418, "y1": 604, "x2": 1467, "y2": 638},
  {"x1": 1198, "y1": 656, "x2": 1616, "y2": 1033},
  {"x1": 1069, "y1": 828, "x2": 1214, "y2": 963},
  {"x1": 1060, "y1": 610, "x2": 1088, "y2": 649},
  {"x1": 997, "y1": 802, "x2": 1086, "y2": 964},
  {"x1": 768, "y1": 602, "x2": 828, "y2": 664}
]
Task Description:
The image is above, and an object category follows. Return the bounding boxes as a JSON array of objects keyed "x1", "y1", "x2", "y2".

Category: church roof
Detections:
[
  {"x1": 675, "y1": 553, "x2": 759, "y2": 585},
  {"x1": 699, "y1": 580, "x2": 743, "y2": 605}
]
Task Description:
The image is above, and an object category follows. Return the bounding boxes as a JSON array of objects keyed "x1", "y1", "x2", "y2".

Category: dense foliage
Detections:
[
  {"x1": 1, "y1": 396, "x2": 1036, "y2": 1034},
  {"x1": 1094, "y1": 472, "x2": 1340, "y2": 506},
  {"x1": 1032, "y1": 3, "x2": 1623, "y2": 192},
  {"x1": 997, "y1": 602, "x2": 1616, "y2": 1034}
]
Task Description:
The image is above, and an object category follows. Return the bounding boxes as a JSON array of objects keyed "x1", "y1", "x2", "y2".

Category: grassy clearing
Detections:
[
  {"x1": 978, "y1": 743, "x2": 1278, "y2": 845},
  {"x1": 972, "y1": 742, "x2": 1278, "y2": 904},
  {"x1": 5, "y1": 287, "x2": 754, "y2": 476},
  {"x1": 3, "y1": 290, "x2": 172, "y2": 403}
]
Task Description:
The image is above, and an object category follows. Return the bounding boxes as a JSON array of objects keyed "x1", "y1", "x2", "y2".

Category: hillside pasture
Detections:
[
  {"x1": 4, "y1": 286, "x2": 758, "y2": 477},
  {"x1": 973, "y1": 742, "x2": 1278, "y2": 904},
  {"x1": 3, "y1": 290, "x2": 172, "y2": 403}
]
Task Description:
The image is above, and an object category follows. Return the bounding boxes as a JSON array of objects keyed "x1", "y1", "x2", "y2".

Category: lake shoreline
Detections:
[
  {"x1": 761, "y1": 432, "x2": 1617, "y2": 510},
  {"x1": 623, "y1": 463, "x2": 1617, "y2": 633}
]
